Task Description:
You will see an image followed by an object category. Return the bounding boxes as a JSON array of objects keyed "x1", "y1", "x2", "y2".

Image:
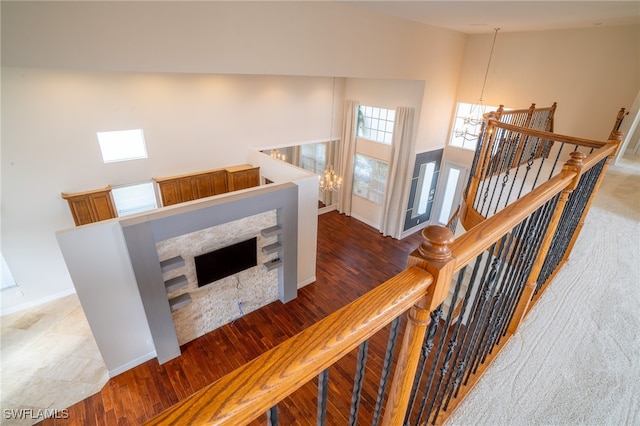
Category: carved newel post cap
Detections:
[
  {"x1": 418, "y1": 225, "x2": 455, "y2": 262},
  {"x1": 566, "y1": 151, "x2": 586, "y2": 168}
]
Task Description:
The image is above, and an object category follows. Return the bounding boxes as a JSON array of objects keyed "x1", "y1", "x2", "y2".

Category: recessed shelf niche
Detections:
[
  {"x1": 169, "y1": 293, "x2": 192, "y2": 311},
  {"x1": 160, "y1": 256, "x2": 184, "y2": 273},
  {"x1": 261, "y1": 225, "x2": 283, "y2": 271}
]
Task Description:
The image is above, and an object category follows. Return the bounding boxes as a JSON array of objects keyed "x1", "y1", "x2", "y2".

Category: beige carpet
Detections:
[{"x1": 448, "y1": 154, "x2": 640, "y2": 425}]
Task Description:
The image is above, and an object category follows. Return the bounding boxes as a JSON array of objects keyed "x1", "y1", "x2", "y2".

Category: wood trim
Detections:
[
  {"x1": 451, "y1": 170, "x2": 576, "y2": 271},
  {"x1": 154, "y1": 164, "x2": 259, "y2": 207},
  {"x1": 487, "y1": 120, "x2": 608, "y2": 148},
  {"x1": 61, "y1": 186, "x2": 117, "y2": 226}
]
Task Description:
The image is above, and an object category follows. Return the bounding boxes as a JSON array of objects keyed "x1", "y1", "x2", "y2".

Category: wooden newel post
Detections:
[{"x1": 382, "y1": 226, "x2": 455, "y2": 425}]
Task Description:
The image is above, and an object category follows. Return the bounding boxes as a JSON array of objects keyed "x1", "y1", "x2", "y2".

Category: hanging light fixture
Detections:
[
  {"x1": 320, "y1": 165, "x2": 342, "y2": 192},
  {"x1": 270, "y1": 149, "x2": 286, "y2": 162},
  {"x1": 454, "y1": 28, "x2": 500, "y2": 141},
  {"x1": 320, "y1": 77, "x2": 342, "y2": 192}
]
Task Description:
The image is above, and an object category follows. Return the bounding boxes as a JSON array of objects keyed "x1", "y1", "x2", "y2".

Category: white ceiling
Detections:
[{"x1": 345, "y1": 1, "x2": 640, "y2": 34}]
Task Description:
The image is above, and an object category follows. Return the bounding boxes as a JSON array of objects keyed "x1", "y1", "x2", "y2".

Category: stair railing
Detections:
[
  {"x1": 145, "y1": 125, "x2": 621, "y2": 426},
  {"x1": 404, "y1": 136, "x2": 620, "y2": 425},
  {"x1": 461, "y1": 108, "x2": 624, "y2": 230}
]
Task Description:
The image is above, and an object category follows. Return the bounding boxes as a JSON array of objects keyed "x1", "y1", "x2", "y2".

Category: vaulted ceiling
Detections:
[{"x1": 345, "y1": 1, "x2": 639, "y2": 34}]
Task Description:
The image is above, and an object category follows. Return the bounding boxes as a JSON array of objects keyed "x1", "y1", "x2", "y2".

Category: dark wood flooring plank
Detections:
[{"x1": 38, "y1": 211, "x2": 425, "y2": 425}]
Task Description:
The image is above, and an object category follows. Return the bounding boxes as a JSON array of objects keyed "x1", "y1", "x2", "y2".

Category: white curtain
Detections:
[
  {"x1": 291, "y1": 145, "x2": 301, "y2": 167},
  {"x1": 337, "y1": 100, "x2": 359, "y2": 216},
  {"x1": 380, "y1": 107, "x2": 415, "y2": 238}
]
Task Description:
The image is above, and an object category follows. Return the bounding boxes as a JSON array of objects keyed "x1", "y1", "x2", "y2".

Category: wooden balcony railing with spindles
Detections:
[{"x1": 145, "y1": 107, "x2": 623, "y2": 425}]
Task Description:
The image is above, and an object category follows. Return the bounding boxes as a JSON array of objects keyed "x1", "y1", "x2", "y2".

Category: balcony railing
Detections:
[{"x1": 145, "y1": 107, "x2": 623, "y2": 425}]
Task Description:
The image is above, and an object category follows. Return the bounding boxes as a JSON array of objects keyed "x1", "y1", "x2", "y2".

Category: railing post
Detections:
[
  {"x1": 382, "y1": 226, "x2": 455, "y2": 425},
  {"x1": 560, "y1": 133, "x2": 622, "y2": 265},
  {"x1": 507, "y1": 151, "x2": 586, "y2": 333}
]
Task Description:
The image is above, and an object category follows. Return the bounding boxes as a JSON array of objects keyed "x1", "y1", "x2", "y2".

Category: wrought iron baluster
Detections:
[
  {"x1": 348, "y1": 340, "x2": 369, "y2": 426},
  {"x1": 428, "y1": 268, "x2": 474, "y2": 424},
  {"x1": 505, "y1": 136, "x2": 534, "y2": 205},
  {"x1": 317, "y1": 369, "x2": 329, "y2": 426},
  {"x1": 464, "y1": 238, "x2": 510, "y2": 382},
  {"x1": 442, "y1": 256, "x2": 486, "y2": 410},
  {"x1": 267, "y1": 405, "x2": 278, "y2": 426},
  {"x1": 499, "y1": 196, "x2": 559, "y2": 338},
  {"x1": 472, "y1": 234, "x2": 515, "y2": 369},
  {"x1": 372, "y1": 317, "x2": 401, "y2": 426},
  {"x1": 406, "y1": 306, "x2": 443, "y2": 425},
  {"x1": 535, "y1": 159, "x2": 605, "y2": 293},
  {"x1": 549, "y1": 143, "x2": 566, "y2": 180},
  {"x1": 531, "y1": 138, "x2": 554, "y2": 189},
  {"x1": 495, "y1": 203, "x2": 549, "y2": 341},
  {"x1": 453, "y1": 243, "x2": 498, "y2": 396}
]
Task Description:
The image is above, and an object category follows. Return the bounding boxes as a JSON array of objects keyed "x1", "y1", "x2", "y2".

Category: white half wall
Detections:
[
  {"x1": 56, "y1": 220, "x2": 156, "y2": 376},
  {"x1": 250, "y1": 150, "x2": 318, "y2": 287}
]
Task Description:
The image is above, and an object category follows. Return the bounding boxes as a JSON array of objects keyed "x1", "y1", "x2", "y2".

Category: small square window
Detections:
[
  {"x1": 357, "y1": 105, "x2": 395, "y2": 145},
  {"x1": 111, "y1": 181, "x2": 158, "y2": 217},
  {"x1": 97, "y1": 129, "x2": 148, "y2": 163}
]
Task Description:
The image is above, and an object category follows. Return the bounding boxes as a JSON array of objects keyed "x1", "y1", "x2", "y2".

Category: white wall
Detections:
[
  {"x1": 443, "y1": 24, "x2": 640, "y2": 169},
  {"x1": 249, "y1": 150, "x2": 319, "y2": 288},
  {"x1": 56, "y1": 220, "x2": 156, "y2": 376},
  {"x1": 1, "y1": 2, "x2": 467, "y2": 312},
  {"x1": 0, "y1": 71, "x2": 340, "y2": 313}
]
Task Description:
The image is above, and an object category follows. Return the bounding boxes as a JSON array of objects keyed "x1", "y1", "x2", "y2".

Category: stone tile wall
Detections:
[{"x1": 156, "y1": 210, "x2": 278, "y2": 345}]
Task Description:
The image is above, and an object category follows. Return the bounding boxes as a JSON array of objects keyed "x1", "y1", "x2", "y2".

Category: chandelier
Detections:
[
  {"x1": 454, "y1": 28, "x2": 500, "y2": 141},
  {"x1": 270, "y1": 149, "x2": 286, "y2": 162},
  {"x1": 320, "y1": 77, "x2": 342, "y2": 192},
  {"x1": 320, "y1": 165, "x2": 342, "y2": 192}
]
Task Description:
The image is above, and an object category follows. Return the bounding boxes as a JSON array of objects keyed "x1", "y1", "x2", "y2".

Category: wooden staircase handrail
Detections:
[
  {"x1": 452, "y1": 141, "x2": 618, "y2": 270},
  {"x1": 452, "y1": 170, "x2": 574, "y2": 270},
  {"x1": 145, "y1": 267, "x2": 433, "y2": 426},
  {"x1": 486, "y1": 120, "x2": 609, "y2": 149}
]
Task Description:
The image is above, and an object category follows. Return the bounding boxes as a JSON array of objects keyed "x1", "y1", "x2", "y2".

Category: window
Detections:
[
  {"x1": 357, "y1": 105, "x2": 395, "y2": 145},
  {"x1": 449, "y1": 102, "x2": 500, "y2": 151},
  {"x1": 352, "y1": 154, "x2": 388, "y2": 205},
  {"x1": 97, "y1": 129, "x2": 148, "y2": 163},
  {"x1": 111, "y1": 181, "x2": 158, "y2": 217},
  {"x1": 412, "y1": 161, "x2": 436, "y2": 218}
]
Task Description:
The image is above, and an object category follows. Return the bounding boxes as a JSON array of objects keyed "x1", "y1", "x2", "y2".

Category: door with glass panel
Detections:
[{"x1": 432, "y1": 162, "x2": 468, "y2": 228}]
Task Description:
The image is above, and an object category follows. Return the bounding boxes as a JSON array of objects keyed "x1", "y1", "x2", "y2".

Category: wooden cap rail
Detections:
[
  {"x1": 145, "y1": 267, "x2": 433, "y2": 425},
  {"x1": 486, "y1": 120, "x2": 609, "y2": 149},
  {"x1": 451, "y1": 141, "x2": 618, "y2": 272}
]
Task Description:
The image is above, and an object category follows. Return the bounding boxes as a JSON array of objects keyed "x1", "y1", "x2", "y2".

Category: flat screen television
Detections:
[{"x1": 194, "y1": 237, "x2": 257, "y2": 287}]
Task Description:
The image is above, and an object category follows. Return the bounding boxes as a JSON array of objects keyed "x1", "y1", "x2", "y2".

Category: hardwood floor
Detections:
[{"x1": 40, "y1": 211, "x2": 425, "y2": 425}]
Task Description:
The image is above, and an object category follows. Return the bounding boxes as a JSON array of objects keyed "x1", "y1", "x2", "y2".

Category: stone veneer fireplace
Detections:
[
  {"x1": 120, "y1": 183, "x2": 298, "y2": 363},
  {"x1": 157, "y1": 210, "x2": 279, "y2": 345}
]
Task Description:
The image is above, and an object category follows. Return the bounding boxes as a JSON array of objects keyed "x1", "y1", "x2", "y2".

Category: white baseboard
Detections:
[
  {"x1": 297, "y1": 276, "x2": 316, "y2": 288},
  {"x1": 108, "y1": 351, "x2": 157, "y2": 378},
  {"x1": 0, "y1": 287, "x2": 77, "y2": 317},
  {"x1": 350, "y1": 213, "x2": 380, "y2": 231},
  {"x1": 318, "y1": 204, "x2": 337, "y2": 215}
]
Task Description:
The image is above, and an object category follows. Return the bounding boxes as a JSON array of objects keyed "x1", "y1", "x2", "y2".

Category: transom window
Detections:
[
  {"x1": 111, "y1": 181, "x2": 158, "y2": 217},
  {"x1": 352, "y1": 154, "x2": 388, "y2": 205},
  {"x1": 97, "y1": 129, "x2": 148, "y2": 163},
  {"x1": 357, "y1": 105, "x2": 395, "y2": 145}
]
